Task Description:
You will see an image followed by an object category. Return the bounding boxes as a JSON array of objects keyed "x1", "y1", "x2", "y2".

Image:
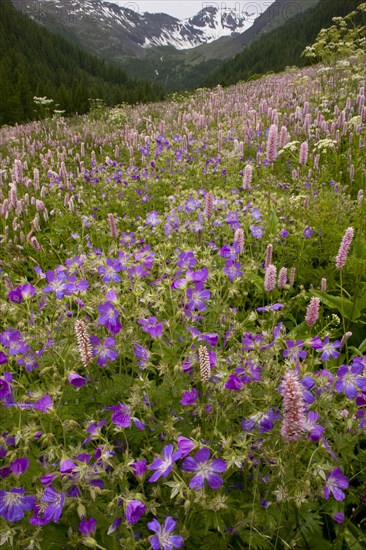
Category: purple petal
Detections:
[
  {"x1": 195, "y1": 448, "x2": 210, "y2": 463},
  {"x1": 182, "y1": 457, "x2": 198, "y2": 472},
  {"x1": 210, "y1": 459, "x2": 227, "y2": 473},
  {"x1": 332, "y1": 487, "x2": 346, "y2": 501},
  {"x1": 164, "y1": 516, "x2": 177, "y2": 533},
  {"x1": 147, "y1": 518, "x2": 161, "y2": 534},
  {"x1": 189, "y1": 473, "x2": 205, "y2": 490},
  {"x1": 207, "y1": 472, "x2": 223, "y2": 489}
]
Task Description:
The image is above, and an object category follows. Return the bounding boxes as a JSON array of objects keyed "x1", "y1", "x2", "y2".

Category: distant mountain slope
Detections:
[
  {"x1": 11, "y1": 0, "x2": 252, "y2": 55},
  {"x1": 0, "y1": 0, "x2": 163, "y2": 126},
  {"x1": 204, "y1": 0, "x2": 364, "y2": 87},
  {"x1": 9, "y1": 0, "x2": 322, "y2": 92}
]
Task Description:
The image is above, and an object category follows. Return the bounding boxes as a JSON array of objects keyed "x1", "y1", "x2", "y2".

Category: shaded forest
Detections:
[{"x1": 0, "y1": 0, "x2": 164, "y2": 126}]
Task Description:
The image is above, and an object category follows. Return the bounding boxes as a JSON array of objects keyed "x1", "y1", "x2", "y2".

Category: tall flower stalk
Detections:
[{"x1": 280, "y1": 370, "x2": 306, "y2": 442}]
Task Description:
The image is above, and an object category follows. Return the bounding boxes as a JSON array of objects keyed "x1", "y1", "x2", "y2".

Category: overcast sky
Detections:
[{"x1": 112, "y1": 0, "x2": 276, "y2": 20}]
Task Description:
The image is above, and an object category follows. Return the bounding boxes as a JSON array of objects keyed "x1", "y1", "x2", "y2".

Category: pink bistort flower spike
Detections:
[
  {"x1": 305, "y1": 297, "x2": 320, "y2": 327},
  {"x1": 335, "y1": 227, "x2": 354, "y2": 269},
  {"x1": 280, "y1": 370, "x2": 306, "y2": 442},
  {"x1": 264, "y1": 264, "x2": 276, "y2": 292},
  {"x1": 204, "y1": 192, "x2": 214, "y2": 219},
  {"x1": 266, "y1": 124, "x2": 278, "y2": 163}
]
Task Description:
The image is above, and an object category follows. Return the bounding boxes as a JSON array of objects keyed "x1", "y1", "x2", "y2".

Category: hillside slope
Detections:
[
  {"x1": 0, "y1": 0, "x2": 164, "y2": 126},
  {"x1": 204, "y1": 0, "x2": 364, "y2": 87}
]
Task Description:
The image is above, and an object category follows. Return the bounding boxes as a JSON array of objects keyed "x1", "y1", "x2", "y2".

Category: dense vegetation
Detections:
[
  {"x1": 0, "y1": 5, "x2": 366, "y2": 550},
  {"x1": 0, "y1": 0, "x2": 164, "y2": 126},
  {"x1": 204, "y1": 0, "x2": 365, "y2": 87}
]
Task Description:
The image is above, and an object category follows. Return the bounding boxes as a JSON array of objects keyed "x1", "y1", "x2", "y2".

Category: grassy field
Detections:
[{"x1": 0, "y1": 41, "x2": 366, "y2": 549}]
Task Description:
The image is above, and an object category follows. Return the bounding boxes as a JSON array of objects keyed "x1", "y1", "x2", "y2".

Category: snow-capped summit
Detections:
[
  {"x1": 143, "y1": 6, "x2": 252, "y2": 49},
  {"x1": 12, "y1": 0, "x2": 253, "y2": 52}
]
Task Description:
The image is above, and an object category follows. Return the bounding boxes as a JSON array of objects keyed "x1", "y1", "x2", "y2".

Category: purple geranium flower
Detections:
[
  {"x1": 226, "y1": 211, "x2": 239, "y2": 225},
  {"x1": 333, "y1": 512, "x2": 344, "y2": 524},
  {"x1": 132, "y1": 460, "x2": 147, "y2": 479},
  {"x1": 182, "y1": 448, "x2": 226, "y2": 490},
  {"x1": 148, "y1": 516, "x2": 183, "y2": 550},
  {"x1": 177, "y1": 437, "x2": 195, "y2": 458},
  {"x1": 31, "y1": 486, "x2": 65, "y2": 525},
  {"x1": 148, "y1": 444, "x2": 181, "y2": 482},
  {"x1": 219, "y1": 244, "x2": 239, "y2": 260},
  {"x1": 177, "y1": 251, "x2": 196, "y2": 269},
  {"x1": 20, "y1": 283, "x2": 36, "y2": 300},
  {"x1": 43, "y1": 270, "x2": 75, "y2": 299},
  {"x1": 97, "y1": 302, "x2": 121, "y2": 333},
  {"x1": 186, "y1": 283, "x2": 210, "y2": 312},
  {"x1": 1, "y1": 328, "x2": 30, "y2": 355},
  {"x1": 180, "y1": 388, "x2": 198, "y2": 406},
  {"x1": 134, "y1": 343, "x2": 150, "y2": 368},
  {"x1": 0, "y1": 488, "x2": 35, "y2": 522},
  {"x1": 8, "y1": 287, "x2": 23, "y2": 303},
  {"x1": 126, "y1": 500, "x2": 146, "y2": 524},
  {"x1": 303, "y1": 226, "x2": 313, "y2": 238},
  {"x1": 257, "y1": 303, "x2": 284, "y2": 312},
  {"x1": 79, "y1": 517, "x2": 97, "y2": 536},
  {"x1": 110, "y1": 403, "x2": 131, "y2": 428},
  {"x1": 283, "y1": 340, "x2": 307, "y2": 363},
  {"x1": 146, "y1": 211, "x2": 160, "y2": 226},
  {"x1": 223, "y1": 260, "x2": 242, "y2": 280},
  {"x1": 69, "y1": 373, "x2": 86, "y2": 387},
  {"x1": 98, "y1": 258, "x2": 123, "y2": 284},
  {"x1": 242, "y1": 408, "x2": 280, "y2": 433},
  {"x1": 0, "y1": 378, "x2": 10, "y2": 400},
  {"x1": 186, "y1": 266, "x2": 209, "y2": 284},
  {"x1": 90, "y1": 335, "x2": 118, "y2": 366},
  {"x1": 310, "y1": 336, "x2": 341, "y2": 361},
  {"x1": 304, "y1": 411, "x2": 325, "y2": 441},
  {"x1": 335, "y1": 363, "x2": 366, "y2": 398},
  {"x1": 324, "y1": 468, "x2": 349, "y2": 501},
  {"x1": 34, "y1": 395, "x2": 53, "y2": 412},
  {"x1": 10, "y1": 458, "x2": 29, "y2": 478},
  {"x1": 250, "y1": 225, "x2": 263, "y2": 239},
  {"x1": 138, "y1": 317, "x2": 165, "y2": 339}
]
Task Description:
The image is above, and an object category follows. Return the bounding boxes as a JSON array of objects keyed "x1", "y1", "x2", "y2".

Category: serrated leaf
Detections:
[{"x1": 287, "y1": 321, "x2": 308, "y2": 339}]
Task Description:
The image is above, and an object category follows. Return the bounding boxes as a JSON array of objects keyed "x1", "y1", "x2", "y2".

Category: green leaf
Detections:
[
  {"x1": 344, "y1": 523, "x2": 366, "y2": 549},
  {"x1": 352, "y1": 236, "x2": 366, "y2": 260},
  {"x1": 288, "y1": 321, "x2": 308, "y2": 339},
  {"x1": 358, "y1": 339, "x2": 366, "y2": 353},
  {"x1": 266, "y1": 207, "x2": 279, "y2": 237},
  {"x1": 311, "y1": 290, "x2": 361, "y2": 322}
]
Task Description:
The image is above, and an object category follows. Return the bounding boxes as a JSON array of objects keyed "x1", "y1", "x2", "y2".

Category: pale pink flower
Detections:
[
  {"x1": 234, "y1": 228, "x2": 244, "y2": 253},
  {"x1": 335, "y1": 227, "x2": 354, "y2": 269},
  {"x1": 266, "y1": 124, "x2": 278, "y2": 163},
  {"x1": 205, "y1": 192, "x2": 214, "y2": 219},
  {"x1": 299, "y1": 141, "x2": 308, "y2": 165},
  {"x1": 199, "y1": 346, "x2": 210, "y2": 383},
  {"x1": 305, "y1": 297, "x2": 320, "y2": 327},
  {"x1": 280, "y1": 370, "x2": 306, "y2": 442},
  {"x1": 107, "y1": 213, "x2": 118, "y2": 238},
  {"x1": 242, "y1": 164, "x2": 253, "y2": 189},
  {"x1": 264, "y1": 244, "x2": 273, "y2": 269},
  {"x1": 264, "y1": 264, "x2": 276, "y2": 292},
  {"x1": 277, "y1": 267, "x2": 287, "y2": 289},
  {"x1": 75, "y1": 320, "x2": 93, "y2": 368}
]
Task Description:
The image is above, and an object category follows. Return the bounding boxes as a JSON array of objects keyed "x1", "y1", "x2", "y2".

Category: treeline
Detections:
[
  {"x1": 204, "y1": 0, "x2": 365, "y2": 88},
  {"x1": 0, "y1": 0, "x2": 164, "y2": 126}
]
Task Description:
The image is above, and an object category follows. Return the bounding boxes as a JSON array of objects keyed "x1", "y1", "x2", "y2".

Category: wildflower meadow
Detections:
[{"x1": 1, "y1": 10, "x2": 366, "y2": 549}]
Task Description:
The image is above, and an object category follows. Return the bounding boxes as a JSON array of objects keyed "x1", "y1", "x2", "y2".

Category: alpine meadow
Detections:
[{"x1": 0, "y1": 3, "x2": 366, "y2": 549}]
